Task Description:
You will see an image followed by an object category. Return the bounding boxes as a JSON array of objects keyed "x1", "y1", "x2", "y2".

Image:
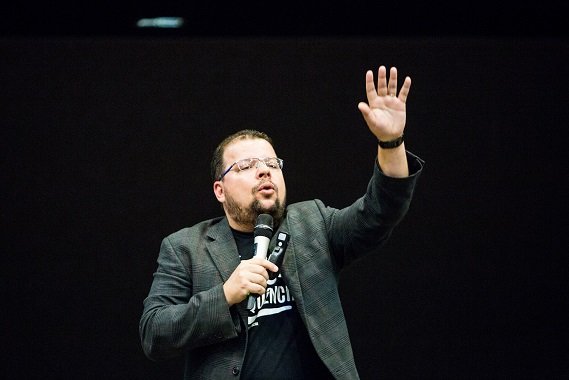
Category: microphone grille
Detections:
[{"x1": 254, "y1": 214, "x2": 274, "y2": 237}]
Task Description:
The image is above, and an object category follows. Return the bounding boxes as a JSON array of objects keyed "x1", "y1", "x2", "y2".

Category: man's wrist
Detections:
[{"x1": 378, "y1": 135, "x2": 404, "y2": 149}]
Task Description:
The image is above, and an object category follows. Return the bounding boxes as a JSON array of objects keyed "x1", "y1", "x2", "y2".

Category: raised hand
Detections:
[{"x1": 357, "y1": 66, "x2": 411, "y2": 142}]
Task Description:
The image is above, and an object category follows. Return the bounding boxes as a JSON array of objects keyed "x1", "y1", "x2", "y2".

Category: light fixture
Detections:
[{"x1": 136, "y1": 17, "x2": 185, "y2": 29}]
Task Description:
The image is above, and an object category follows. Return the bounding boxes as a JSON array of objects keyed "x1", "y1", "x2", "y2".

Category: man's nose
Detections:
[{"x1": 255, "y1": 161, "x2": 271, "y2": 177}]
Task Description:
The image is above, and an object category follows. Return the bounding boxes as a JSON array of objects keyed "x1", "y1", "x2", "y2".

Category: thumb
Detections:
[
  {"x1": 358, "y1": 102, "x2": 374, "y2": 126},
  {"x1": 357, "y1": 102, "x2": 370, "y2": 115}
]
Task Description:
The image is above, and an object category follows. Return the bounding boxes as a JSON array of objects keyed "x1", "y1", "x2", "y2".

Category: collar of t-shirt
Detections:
[{"x1": 231, "y1": 228, "x2": 254, "y2": 260}]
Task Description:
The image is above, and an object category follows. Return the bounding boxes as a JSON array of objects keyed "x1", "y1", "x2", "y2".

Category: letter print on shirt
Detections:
[{"x1": 247, "y1": 273, "x2": 294, "y2": 327}]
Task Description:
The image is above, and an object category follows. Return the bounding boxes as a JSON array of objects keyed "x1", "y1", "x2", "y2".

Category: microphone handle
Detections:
[
  {"x1": 253, "y1": 237, "x2": 270, "y2": 259},
  {"x1": 247, "y1": 236, "x2": 270, "y2": 310},
  {"x1": 247, "y1": 293, "x2": 257, "y2": 309}
]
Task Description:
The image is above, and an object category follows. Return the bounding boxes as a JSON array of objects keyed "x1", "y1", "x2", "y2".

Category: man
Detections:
[{"x1": 140, "y1": 65, "x2": 424, "y2": 379}]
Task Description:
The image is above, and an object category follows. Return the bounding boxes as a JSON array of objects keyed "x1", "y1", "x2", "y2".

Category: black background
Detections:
[
  {"x1": 2, "y1": 2, "x2": 568, "y2": 379},
  {"x1": 2, "y1": 2, "x2": 569, "y2": 38}
]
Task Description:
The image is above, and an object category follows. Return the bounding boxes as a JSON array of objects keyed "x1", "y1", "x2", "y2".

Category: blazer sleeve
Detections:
[
  {"x1": 139, "y1": 231, "x2": 241, "y2": 361},
  {"x1": 326, "y1": 150, "x2": 424, "y2": 267}
]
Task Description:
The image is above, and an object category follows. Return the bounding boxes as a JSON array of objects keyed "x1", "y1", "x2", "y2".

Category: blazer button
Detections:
[{"x1": 232, "y1": 366, "x2": 240, "y2": 376}]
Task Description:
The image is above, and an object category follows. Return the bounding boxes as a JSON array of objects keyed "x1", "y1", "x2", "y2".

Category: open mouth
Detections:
[{"x1": 257, "y1": 182, "x2": 275, "y2": 193}]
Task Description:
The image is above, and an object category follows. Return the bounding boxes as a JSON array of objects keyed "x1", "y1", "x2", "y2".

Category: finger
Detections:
[
  {"x1": 387, "y1": 67, "x2": 398, "y2": 96},
  {"x1": 250, "y1": 272, "x2": 268, "y2": 287},
  {"x1": 364, "y1": 70, "x2": 377, "y2": 102},
  {"x1": 248, "y1": 274, "x2": 268, "y2": 295},
  {"x1": 376, "y1": 66, "x2": 388, "y2": 97},
  {"x1": 247, "y1": 258, "x2": 274, "y2": 279},
  {"x1": 252, "y1": 283, "x2": 267, "y2": 296},
  {"x1": 259, "y1": 258, "x2": 279, "y2": 273},
  {"x1": 398, "y1": 76, "x2": 412, "y2": 103}
]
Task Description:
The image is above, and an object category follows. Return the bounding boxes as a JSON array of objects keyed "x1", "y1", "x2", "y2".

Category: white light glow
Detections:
[{"x1": 136, "y1": 17, "x2": 185, "y2": 28}]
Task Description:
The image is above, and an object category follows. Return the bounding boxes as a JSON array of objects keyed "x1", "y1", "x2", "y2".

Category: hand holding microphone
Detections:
[
  {"x1": 222, "y1": 255, "x2": 278, "y2": 307},
  {"x1": 221, "y1": 214, "x2": 290, "y2": 308}
]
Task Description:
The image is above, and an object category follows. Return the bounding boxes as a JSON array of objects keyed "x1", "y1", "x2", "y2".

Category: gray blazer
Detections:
[{"x1": 140, "y1": 153, "x2": 424, "y2": 379}]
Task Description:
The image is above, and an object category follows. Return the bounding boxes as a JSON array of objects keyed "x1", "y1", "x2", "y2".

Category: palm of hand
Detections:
[{"x1": 366, "y1": 97, "x2": 407, "y2": 139}]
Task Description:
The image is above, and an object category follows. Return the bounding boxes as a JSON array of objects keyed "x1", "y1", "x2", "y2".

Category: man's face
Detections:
[{"x1": 213, "y1": 138, "x2": 287, "y2": 231}]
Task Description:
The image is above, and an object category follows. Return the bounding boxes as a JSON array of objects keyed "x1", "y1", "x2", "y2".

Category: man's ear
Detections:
[{"x1": 213, "y1": 181, "x2": 225, "y2": 202}]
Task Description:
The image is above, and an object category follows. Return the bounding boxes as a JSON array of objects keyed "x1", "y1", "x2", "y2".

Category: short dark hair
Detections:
[{"x1": 211, "y1": 129, "x2": 274, "y2": 182}]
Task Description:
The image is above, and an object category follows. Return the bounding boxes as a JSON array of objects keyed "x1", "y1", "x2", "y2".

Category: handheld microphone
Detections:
[
  {"x1": 247, "y1": 214, "x2": 273, "y2": 310},
  {"x1": 252, "y1": 214, "x2": 273, "y2": 260}
]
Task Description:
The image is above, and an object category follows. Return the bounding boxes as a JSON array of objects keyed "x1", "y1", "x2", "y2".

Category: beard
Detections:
[{"x1": 224, "y1": 184, "x2": 286, "y2": 230}]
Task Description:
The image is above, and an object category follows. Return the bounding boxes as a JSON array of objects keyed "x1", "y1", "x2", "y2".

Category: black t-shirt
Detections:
[{"x1": 232, "y1": 229, "x2": 333, "y2": 380}]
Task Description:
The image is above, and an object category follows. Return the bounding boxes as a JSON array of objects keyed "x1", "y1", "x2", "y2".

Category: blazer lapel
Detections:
[
  {"x1": 205, "y1": 218, "x2": 241, "y2": 282},
  {"x1": 278, "y1": 215, "x2": 304, "y2": 312}
]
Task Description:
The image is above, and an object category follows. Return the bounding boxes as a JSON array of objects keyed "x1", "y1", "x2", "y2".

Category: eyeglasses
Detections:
[{"x1": 218, "y1": 157, "x2": 284, "y2": 181}]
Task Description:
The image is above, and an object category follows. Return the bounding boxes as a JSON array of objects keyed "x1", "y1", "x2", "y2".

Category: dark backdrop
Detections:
[{"x1": 2, "y1": 35, "x2": 567, "y2": 379}]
